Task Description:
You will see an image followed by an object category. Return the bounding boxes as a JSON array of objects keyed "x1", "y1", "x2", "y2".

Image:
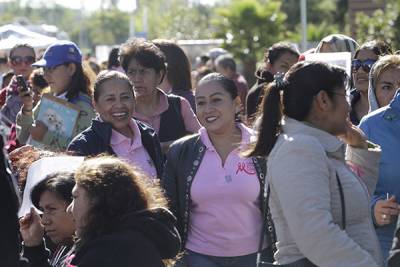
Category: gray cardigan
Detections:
[{"x1": 267, "y1": 118, "x2": 383, "y2": 267}]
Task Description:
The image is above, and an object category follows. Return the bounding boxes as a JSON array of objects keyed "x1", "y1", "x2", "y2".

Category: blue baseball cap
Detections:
[{"x1": 32, "y1": 40, "x2": 82, "y2": 68}]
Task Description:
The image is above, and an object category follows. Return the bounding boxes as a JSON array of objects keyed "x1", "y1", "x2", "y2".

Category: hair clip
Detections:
[{"x1": 274, "y1": 72, "x2": 287, "y2": 91}]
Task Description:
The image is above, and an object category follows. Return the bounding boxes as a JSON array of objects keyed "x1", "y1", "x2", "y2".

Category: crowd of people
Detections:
[{"x1": 0, "y1": 32, "x2": 399, "y2": 267}]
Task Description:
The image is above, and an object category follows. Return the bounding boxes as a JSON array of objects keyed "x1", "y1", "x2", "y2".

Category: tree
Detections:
[{"x1": 213, "y1": 0, "x2": 287, "y2": 84}]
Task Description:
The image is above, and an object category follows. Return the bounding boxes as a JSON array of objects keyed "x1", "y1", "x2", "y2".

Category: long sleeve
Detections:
[{"x1": 269, "y1": 135, "x2": 380, "y2": 267}]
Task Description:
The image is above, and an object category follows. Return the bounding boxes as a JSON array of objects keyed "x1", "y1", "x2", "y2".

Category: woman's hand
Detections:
[
  {"x1": 20, "y1": 91, "x2": 34, "y2": 114},
  {"x1": 30, "y1": 120, "x2": 48, "y2": 141},
  {"x1": 19, "y1": 207, "x2": 44, "y2": 247},
  {"x1": 374, "y1": 196, "x2": 400, "y2": 226},
  {"x1": 339, "y1": 119, "x2": 368, "y2": 149}
]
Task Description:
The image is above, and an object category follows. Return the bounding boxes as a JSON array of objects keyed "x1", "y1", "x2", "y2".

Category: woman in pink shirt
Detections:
[
  {"x1": 163, "y1": 73, "x2": 272, "y2": 267},
  {"x1": 118, "y1": 39, "x2": 201, "y2": 153},
  {"x1": 68, "y1": 71, "x2": 164, "y2": 179}
]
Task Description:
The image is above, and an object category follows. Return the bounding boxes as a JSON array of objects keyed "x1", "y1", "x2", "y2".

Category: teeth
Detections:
[
  {"x1": 112, "y1": 112, "x2": 127, "y2": 117},
  {"x1": 205, "y1": 116, "x2": 217, "y2": 122}
]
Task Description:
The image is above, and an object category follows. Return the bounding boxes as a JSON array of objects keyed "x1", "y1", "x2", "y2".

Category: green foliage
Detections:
[
  {"x1": 213, "y1": 0, "x2": 286, "y2": 64},
  {"x1": 354, "y1": 3, "x2": 398, "y2": 48}
]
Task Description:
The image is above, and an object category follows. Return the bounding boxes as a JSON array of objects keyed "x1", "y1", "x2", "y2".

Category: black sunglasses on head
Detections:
[
  {"x1": 10, "y1": 56, "x2": 35, "y2": 66},
  {"x1": 351, "y1": 59, "x2": 376, "y2": 73}
]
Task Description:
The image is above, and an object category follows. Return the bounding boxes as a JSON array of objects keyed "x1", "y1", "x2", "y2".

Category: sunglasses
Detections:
[
  {"x1": 351, "y1": 59, "x2": 376, "y2": 73},
  {"x1": 10, "y1": 56, "x2": 35, "y2": 66}
]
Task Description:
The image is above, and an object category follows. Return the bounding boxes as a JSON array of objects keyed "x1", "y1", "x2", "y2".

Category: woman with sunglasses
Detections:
[
  {"x1": 16, "y1": 41, "x2": 96, "y2": 152},
  {"x1": 350, "y1": 40, "x2": 392, "y2": 125},
  {"x1": 0, "y1": 43, "x2": 36, "y2": 123},
  {"x1": 359, "y1": 55, "x2": 400, "y2": 262}
]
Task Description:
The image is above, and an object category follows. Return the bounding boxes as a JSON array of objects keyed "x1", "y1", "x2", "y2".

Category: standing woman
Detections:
[
  {"x1": 350, "y1": 40, "x2": 392, "y2": 125},
  {"x1": 118, "y1": 39, "x2": 200, "y2": 153},
  {"x1": 66, "y1": 156, "x2": 181, "y2": 266},
  {"x1": 153, "y1": 39, "x2": 196, "y2": 111},
  {"x1": 163, "y1": 73, "x2": 271, "y2": 267},
  {"x1": 248, "y1": 61, "x2": 383, "y2": 266},
  {"x1": 16, "y1": 41, "x2": 95, "y2": 151},
  {"x1": 68, "y1": 70, "x2": 164, "y2": 179}
]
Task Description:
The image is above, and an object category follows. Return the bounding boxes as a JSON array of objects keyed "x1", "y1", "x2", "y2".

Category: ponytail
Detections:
[{"x1": 247, "y1": 81, "x2": 283, "y2": 157}]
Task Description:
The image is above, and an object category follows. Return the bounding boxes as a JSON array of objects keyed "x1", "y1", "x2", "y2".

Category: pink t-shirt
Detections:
[
  {"x1": 110, "y1": 119, "x2": 157, "y2": 179},
  {"x1": 132, "y1": 89, "x2": 200, "y2": 135},
  {"x1": 185, "y1": 124, "x2": 262, "y2": 256}
]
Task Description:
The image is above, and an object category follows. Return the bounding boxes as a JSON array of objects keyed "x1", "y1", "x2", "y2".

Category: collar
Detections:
[
  {"x1": 382, "y1": 90, "x2": 400, "y2": 121},
  {"x1": 132, "y1": 89, "x2": 169, "y2": 119},
  {"x1": 282, "y1": 117, "x2": 345, "y2": 155},
  {"x1": 199, "y1": 123, "x2": 254, "y2": 152},
  {"x1": 110, "y1": 119, "x2": 142, "y2": 150}
]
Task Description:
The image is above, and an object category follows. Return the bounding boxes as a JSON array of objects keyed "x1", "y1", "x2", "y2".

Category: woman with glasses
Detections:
[
  {"x1": 359, "y1": 55, "x2": 400, "y2": 262},
  {"x1": 0, "y1": 43, "x2": 36, "y2": 123},
  {"x1": 350, "y1": 40, "x2": 392, "y2": 125},
  {"x1": 118, "y1": 39, "x2": 200, "y2": 154},
  {"x1": 248, "y1": 61, "x2": 382, "y2": 266},
  {"x1": 16, "y1": 41, "x2": 95, "y2": 151}
]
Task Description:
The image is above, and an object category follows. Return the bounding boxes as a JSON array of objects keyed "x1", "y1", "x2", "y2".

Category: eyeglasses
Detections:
[
  {"x1": 351, "y1": 59, "x2": 376, "y2": 73},
  {"x1": 10, "y1": 56, "x2": 35, "y2": 66},
  {"x1": 331, "y1": 91, "x2": 351, "y2": 102}
]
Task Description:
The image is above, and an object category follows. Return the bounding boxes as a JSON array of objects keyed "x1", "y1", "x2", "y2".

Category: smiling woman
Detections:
[
  {"x1": 162, "y1": 73, "x2": 273, "y2": 267},
  {"x1": 68, "y1": 70, "x2": 164, "y2": 179}
]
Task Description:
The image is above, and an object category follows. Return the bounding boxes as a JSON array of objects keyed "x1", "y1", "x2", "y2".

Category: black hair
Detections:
[
  {"x1": 197, "y1": 72, "x2": 238, "y2": 100},
  {"x1": 119, "y1": 38, "x2": 166, "y2": 74},
  {"x1": 107, "y1": 47, "x2": 120, "y2": 70},
  {"x1": 215, "y1": 54, "x2": 236, "y2": 72},
  {"x1": 9, "y1": 43, "x2": 36, "y2": 59},
  {"x1": 354, "y1": 40, "x2": 392, "y2": 59},
  {"x1": 265, "y1": 42, "x2": 300, "y2": 65},
  {"x1": 30, "y1": 171, "x2": 75, "y2": 209},
  {"x1": 93, "y1": 70, "x2": 133, "y2": 102},
  {"x1": 30, "y1": 69, "x2": 48, "y2": 89},
  {"x1": 153, "y1": 40, "x2": 193, "y2": 91},
  {"x1": 248, "y1": 61, "x2": 348, "y2": 157},
  {"x1": 65, "y1": 62, "x2": 93, "y2": 101}
]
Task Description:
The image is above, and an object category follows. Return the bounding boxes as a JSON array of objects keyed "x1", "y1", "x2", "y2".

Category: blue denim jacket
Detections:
[{"x1": 359, "y1": 90, "x2": 400, "y2": 260}]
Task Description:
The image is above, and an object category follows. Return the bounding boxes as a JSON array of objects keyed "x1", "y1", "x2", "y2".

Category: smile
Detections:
[{"x1": 205, "y1": 116, "x2": 217, "y2": 123}]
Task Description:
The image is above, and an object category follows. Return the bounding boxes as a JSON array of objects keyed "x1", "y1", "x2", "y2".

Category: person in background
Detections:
[
  {"x1": 163, "y1": 73, "x2": 272, "y2": 267},
  {"x1": 215, "y1": 54, "x2": 249, "y2": 113},
  {"x1": 153, "y1": 39, "x2": 196, "y2": 111},
  {"x1": 66, "y1": 156, "x2": 180, "y2": 266},
  {"x1": 248, "y1": 61, "x2": 382, "y2": 266},
  {"x1": 107, "y1": 46, "x2": 124, "y2": 73},
  {"x1": 68, "y1": 71, "x2": 164, "y2": 179},
  {"x1": 350, "y1": 40, "x2": 392, "y2": 125},
  {"x1": 246, "y1": 42, "x2": 299, "y2": 124},
  {"x1": 0, "y1": 70, "x2": 14, "y2": 107},
  {"x1": 359, "y1": 57, "x2": 400, "y2": 260},
  {"x1": 16, "y1": 41, "x2": 96, "y2": 151},
  {"x1": 368, "y1": 55, "x2": 400, "y2": 112},
  {"x1": 1, "y1": 44, "x2": 36, "y2": 124},
  {"x1": 193, "y1": 66, "x2": 212, "y2": 88},
  {"x1": 0, "y1": 50, "x2": 10, "y2": 83},
  {"x1": 316, "y1": 34, "x2": 359, "y2": 57},
  {"x1": 118, "y1": 39, "x2": 200, "y2": 153},
  {"x1": 19, "y1": 171, "x2": 76, "y2": 267}
]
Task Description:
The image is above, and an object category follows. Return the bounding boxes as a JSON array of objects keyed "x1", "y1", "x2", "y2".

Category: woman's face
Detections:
[
  {"x1": 9, "y1": 47, "x2": 35, "y2": 79},
  {"x1": 319, "y1": 42, "x2": 336, "y2": 53},
  {"x1": 353, "y1": 49, "x2": 378, "y2": 93},
  {"x1": 327, "y1": 85, "x2": 351, "y2": 136},
  {"x1": 269, "y1": 52, "x2": 298, "y2": 75},
  {"x1": 43, "y1": 63, "x2": 75, "y2": 95},
  {"x1": 375, "y1": 67, "x2": 400, "y2": 107},
  {"x1": 68, "y1": 184, "x2": 92, "y2": 237},
  {"x1": 195, "y1": 81, "x2": 238, "y2": 135},
  {"x1": 39, "y1": 191, "x2": 75, "y2": 244},
  {"x1": 94, "y1": 78, "x2": 134, "y2": 132},
  {"x1": 126, "y1": 59, "x2": 163, "y2": 97}
]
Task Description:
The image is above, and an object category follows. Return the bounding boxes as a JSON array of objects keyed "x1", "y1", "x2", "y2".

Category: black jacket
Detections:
[
  {"x1": 67, "y1": 118, "x2": 164, "y2": 178},
  {"x1": 246, "y1": 69, "x2": 274, "y2": 122},
  {"x1": 69, "y1": 208, "x2": 181, "y2": 267},
  {"x1": 162, "y1": 134, "x2": 268, "y2": 247}
]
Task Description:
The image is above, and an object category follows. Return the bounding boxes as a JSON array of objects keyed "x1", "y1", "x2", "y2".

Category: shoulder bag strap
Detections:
[{"x1": 336, "y1": 172, "x2": 346, "y2": 230}]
